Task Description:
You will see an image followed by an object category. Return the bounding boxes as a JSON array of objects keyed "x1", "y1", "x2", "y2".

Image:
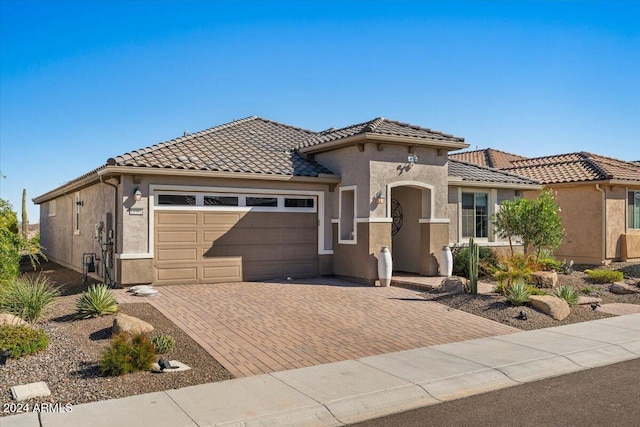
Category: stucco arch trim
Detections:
[{"x1": 386, "y1": 181, "x2": 435, "y2": 219}]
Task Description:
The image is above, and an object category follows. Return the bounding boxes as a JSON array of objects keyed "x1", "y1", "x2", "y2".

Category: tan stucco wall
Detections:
[
  {"x1": 39, "y1": 182, "x2": 116, "y2": 279},
  {"x1": 420, "y1": 222, "x2": 448, "y2": 276},
  {"x1": 605, "y1": 186, "x2": 627, "y2": 260},
  {"x1": 117, "y1": 258, "x2": 153, "y2": 285}
]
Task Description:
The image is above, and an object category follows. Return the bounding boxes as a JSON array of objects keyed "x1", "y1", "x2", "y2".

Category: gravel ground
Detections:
[
  {"x1": 1, "y1": 262, "x2": 233, "y2": 414},
  {"x1": 421, "y1": 262, "x2": 640, "y2": 331}
]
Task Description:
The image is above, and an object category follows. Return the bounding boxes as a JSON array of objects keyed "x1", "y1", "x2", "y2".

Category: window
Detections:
[
  {"x1": 158, "y1": 194, "x2": 196, "y2": 205},
  {"x1": 284, "y1": 198, "x2": 314, "y2": 208},
  {"x1": 246, "y1": 197, "x2": 278, "y2": 207},
  {"x1": 204, "y1": 196, "x2": 238, "y2": 206},
  {"x1": 462, "y1": 192, "x2": 488, "y2": 238},
  {"x1": 339, "y1": 187, "x2": 356, "y2": 242},
  {"x1": 48, "y1": 199, "x2": 56, "y2": 217},
  {"x1": 629, "y1": 191, "x2": 640, "y2": 229}
]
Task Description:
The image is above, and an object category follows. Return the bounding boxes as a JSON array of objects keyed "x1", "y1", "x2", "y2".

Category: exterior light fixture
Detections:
[
  {"x1": 133, "y1": 187, "x2": 142, "y2": 202},
  {"x1": 407, "y1": 153, "x2": 419, "y2": 168},
  {"x1": 375, "y1": 192, "x2": 386, "y2": 205}
]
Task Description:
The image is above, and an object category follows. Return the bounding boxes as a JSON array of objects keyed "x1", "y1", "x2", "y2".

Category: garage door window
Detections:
[
  {"x1": 285, "y1": 198, "x2": 314, "y2": 208},
  {"x1": 246, "y1": 197, "x2": 278, "y2": 207},
  {"x1": 204, "y1": 196, "x2": 238, "y2": 206},
  {"x1": 158, "y1": 194, "x2": 196, "y2": 205}
]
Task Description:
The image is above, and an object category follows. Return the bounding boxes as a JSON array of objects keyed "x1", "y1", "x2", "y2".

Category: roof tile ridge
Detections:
[
  {"x1": 107, "y1": 116, "x2": 258, "y2": 165},
  {"x1": 508, "y1": 151, "x2": 584, "y2": 166},
  {"x1": 382, "y1": 118, "x2": 464, "y2": 141},
  {"x1": 254, "y1": 117, "x2": 316, "y2": 135},
  {"x1": 580, "y1": 152, "x2": 613, "y2": 179},
  {"x1": 587, "y1": 151, "x2": 640, "y2": 171},
  {"x1": 362, "y1": 117, "x2": 385, "y2": 133},
  {"x1": 450, "y1": 158, "x2": 539, "y2": 183}
]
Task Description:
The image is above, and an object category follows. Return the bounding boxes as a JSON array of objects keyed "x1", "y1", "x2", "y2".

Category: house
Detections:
[
  {"x1": 451, "y1": 149, "x2": 640, "y2": 264},
  {"x1": 34, "y1": 117, "x2": 540, "y2": 286}
]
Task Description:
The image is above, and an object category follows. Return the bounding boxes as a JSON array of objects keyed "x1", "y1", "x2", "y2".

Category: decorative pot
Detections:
[
  {"x1": 378, "y1": 246, "x2": 393, "y2": 287},
  {"x1": 440, "y1": 245, "x2": 453, "y2": 277}
]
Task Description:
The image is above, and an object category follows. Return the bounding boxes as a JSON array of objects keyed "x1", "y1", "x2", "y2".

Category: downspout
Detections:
[
  {"x1": 595, "y1": 184, "x2": 606, "y2": 264},
  {"x1": 101, "y1": 176, "x2": 119, "y2": 285}
]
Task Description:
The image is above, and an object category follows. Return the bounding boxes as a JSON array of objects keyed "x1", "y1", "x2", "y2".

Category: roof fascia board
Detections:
[
  {"x1": 300, "y1": 133, "x2": 469, "y2": 154},
  {"x1": 33, "y1": 168, "x2": 106, "y2": 204},
  {"x1": 447, "y1": 179, "x2": 542, "y2": 190}
]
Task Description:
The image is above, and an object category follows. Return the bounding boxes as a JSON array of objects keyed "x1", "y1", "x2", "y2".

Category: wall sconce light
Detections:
[
  {"x1": 407, "y1": 153, "x2": 419, "y2": 169},
  {"x1": 133, "y1": 187, "x2": 142, "y2": 202},
  {"x1": 375, "y1": 192, "x2": 386, "y2": 205},
  {"x1": 75, "y1": 200, "x2": 84, "y2": 207}
]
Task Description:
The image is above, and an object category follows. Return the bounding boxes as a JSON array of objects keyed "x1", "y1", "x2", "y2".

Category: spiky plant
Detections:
[
  {"x1": 151, "y1": 334, "x2": 176, "y2": 354},
  {"x1": 553, "y1": 285, "x2": 580, "y2": 306},
  {"x1": 505, "y1": 282, "x2": 531, "y2": 306},
  {"x1": 1, "y1": 275, "x2": 59, "y2": 323},
  {"x1": 468, "y1": 238, "x2": 479, "y2": 294},
  {"x1": 76, "y1": 283, "x2": 118, "y2": 319}
]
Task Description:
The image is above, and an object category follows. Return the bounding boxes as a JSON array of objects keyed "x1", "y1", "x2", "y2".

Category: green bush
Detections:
[
  {"x1": 538, "y1": 256, "x2": 563, "y2": 272},
  {"x1": 581, "y1": 285, "x2": 601, "y2": 296},
  {"x1": 525, "y1": 285, "x2": 547, "y2": 296},
  {"x1": 151, "y1": 334, "x2": 175, "y2": 354},
  {"x1": 586, "y1": 270, "x2": 624, "y2": 284},
  {"x1": 0, "y1": 275, "x2": 59, "y2": 323},
  {"x1": 453, "y1": 246, "x2": 497, "y2": 278},
  {"x1": 76, "y1": 284, "x2": 118, "y2": 319},
  {"x1": 0, "y1": 325, "x2": 48, "y2": 358},
  {"x1": 553, "y1": 285, "x2": 580, "y2": 306},
  {"x1": 492, "y1": 254, "x2": 534, "y2": 289},
  {"x1": 505, "y1": 282, "x2": 531, "y2": 306},
  {"x1": 99, "y1": 333, "x2": 155, "y2": 376}
]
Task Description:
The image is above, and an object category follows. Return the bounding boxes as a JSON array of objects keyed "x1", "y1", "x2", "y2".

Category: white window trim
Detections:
[
  {"x1": 48, "y1": 199, "x2": 56, "y2": 217},
  {"x1": 149, "y1": 184, "x2": 331, "y2": 256},
  {"x1": 338, "y1": 185, "x2": 357, "y2": 245},
  {"x1": 74, "y1": 192, "x2": 81, "y2": 235},
  {"x1": 628, "y1": 188, "x2": 640, "y2": 231}
]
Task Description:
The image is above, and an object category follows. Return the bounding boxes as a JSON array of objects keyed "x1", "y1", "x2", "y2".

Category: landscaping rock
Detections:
[
  {"x1": 609, "y1": 282, "x2": 638, "y2": 295},
  {"x1": 112, "y1": 313, "x2": 154, "y2": 335},
  {"x1": 530, "y1": 271, "x2": 558, "y2": 288},
  {"x1": 576, "y1": 296, "x2": 603, "y2": 306},
  {"x1": 0, "y1": 313, "x2": 28, "y2": 326},
  {"x1": 439, "y1": 277, "x2": 466, "y2": 294},
  {"x1": 529, "y1": 295, "x2": 570, "y2": 320},
  {"x1": 11, "y1": 381, "x2": 51, "y2": 401}
]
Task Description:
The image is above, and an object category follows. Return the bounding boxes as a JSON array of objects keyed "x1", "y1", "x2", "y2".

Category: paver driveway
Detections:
[{"x1": 117, "y1": 279, "x2": 519, "y2": 377}]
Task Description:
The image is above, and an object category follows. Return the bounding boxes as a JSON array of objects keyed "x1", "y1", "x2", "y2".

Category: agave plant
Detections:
[
  {"x1": 553, "y1": 285, "x2": 580, "y2": 306},
  {"x1": 505, "y1": 282, "x2": 531, "y2": 306},
  {"x1": 76, "y1": 283, "x2": 118, "y2": 319}
]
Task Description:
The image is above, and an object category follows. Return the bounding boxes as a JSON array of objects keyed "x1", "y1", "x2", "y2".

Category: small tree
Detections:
[
  {"x1": 21, "y1": 189, "x2": 28, "y2": 240},
  {"x1": 493, "y1": 189, "x2": 564, "y2": 260}
]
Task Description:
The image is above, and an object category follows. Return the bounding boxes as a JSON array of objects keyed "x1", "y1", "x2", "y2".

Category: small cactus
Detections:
[
  {"x1": 151, "y1": 334, "x2": 175, "y2": 354},
  {"x1": 468, "y1": 238, "x2": 479, "y2": 294}
]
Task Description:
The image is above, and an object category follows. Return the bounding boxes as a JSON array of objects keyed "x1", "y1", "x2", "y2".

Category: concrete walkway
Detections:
[
  {"x1": 113, "y1": 279, "x2": 517, "y2": 377},
  {"x1": 5, "y1": 313, "x2": 639, "y2": 427}
]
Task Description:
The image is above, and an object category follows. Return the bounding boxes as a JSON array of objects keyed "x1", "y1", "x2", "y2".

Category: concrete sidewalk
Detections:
[{"x1": 5, "y1": 314, "x2": 640, "y2": 427}]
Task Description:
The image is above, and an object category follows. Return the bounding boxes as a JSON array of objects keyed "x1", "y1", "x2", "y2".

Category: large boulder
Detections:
[
  {"x1": 439, "y1": 277, "x2": 466, "y2": 294},
  {"x1": 0, "y1": 313, "x2": 28, "y2": 326},
  {"x1": 530, "y1": 271, "x2": 558, "y2": 288},
  {"x1": 609, "y1": 282, "x2": 638, "y2": 295},
  {"x1": 529, "y1": 295, "x2": 570, "y2": 320},
  {"x1": 112, "y1": 313, "x2": 154, "y2": 335}
]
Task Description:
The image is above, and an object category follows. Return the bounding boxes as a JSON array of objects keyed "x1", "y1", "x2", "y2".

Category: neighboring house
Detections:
[
  {"x1": 34, "y1": 117, "x2": 540, "y2": 286},
  {"x1": 451, "y1": 149, "x2": 640, "y2": 265}
]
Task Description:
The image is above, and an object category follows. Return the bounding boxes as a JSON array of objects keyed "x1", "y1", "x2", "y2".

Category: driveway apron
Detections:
[{"x1": 116, "y1": 280, "x2": 519, "y2": 377}]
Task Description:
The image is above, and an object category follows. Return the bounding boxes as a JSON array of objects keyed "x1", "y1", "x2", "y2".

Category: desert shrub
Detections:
[
  {"x1": 505, "y1": 282, "x2": 531, "y2": 306},
  {"x1": 538, "y1": 256, "x2": 563, "y2": 272},
  {"x1": 525, "y1": 285, "x2": 547, "y2": 296},
  {"x1": 0, "y1": 324, "x2": 48, "y2": 358},
  {"x1": 0, "y1": 275, "x2": 59, "y2": 323},
  {"x1": 586, "y1": 270, "x2": 624, "y2": 284},
  {"x1": 453, "y1": 246, "x2": 497, "y2": 278},
  {"x1": 492, "y1": 254, "x2": 535, "y2": 289},
  {"x1": 553, "y1": 285, "x2": 580, "y2": 306},
  {"x1": 581, "y1": 285, "x2": 602, "y2": 296},
  {"x1": 99, "y1": 333, "x2": 155, "y2": 376},
  {"x1": 151, "y1": 334, "x2": 176, "y2": 354},
  {"x1": 76, "y1": 284, "x2": 118, "y2": 319}
]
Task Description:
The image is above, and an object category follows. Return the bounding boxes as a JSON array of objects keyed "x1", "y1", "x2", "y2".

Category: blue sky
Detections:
[{"x1": 1, "y1": 0, "x2": 639, "y2": 221}]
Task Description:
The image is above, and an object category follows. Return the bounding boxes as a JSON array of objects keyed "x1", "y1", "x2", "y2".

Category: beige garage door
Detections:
[{"x1": 154, "y1": 210, "x2": 318, "y2": 285}]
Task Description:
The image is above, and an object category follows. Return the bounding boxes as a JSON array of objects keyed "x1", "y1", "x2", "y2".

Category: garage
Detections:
[{"x1": 153, "y1": 192, "x2": 319, "y2": 285}]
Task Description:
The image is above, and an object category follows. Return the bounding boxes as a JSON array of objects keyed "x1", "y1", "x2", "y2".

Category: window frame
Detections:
[
  {"x1": 338, "y1": 186, "x2": 357, "y2": 244},
  {"x1": 460, "y1": 190, "x2": 490, "y2": 240},
  {"x1": 74, "y1": 192, "x2": 81, "y2": 235},
  {"x1": 154, "y1": 192, "x2": 317, "y2": 213},
  {"x1": 629, "y1": 190, "x2": 640, "y2": 230}
]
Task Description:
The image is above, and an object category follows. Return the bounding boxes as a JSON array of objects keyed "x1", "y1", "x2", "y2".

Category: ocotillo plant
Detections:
[
  {"x1": 468, "y1": 237, "x2": 479, "y2": 294},
  {"x1": 21, "y1": 188, "x2": 28, "y2": 239}
]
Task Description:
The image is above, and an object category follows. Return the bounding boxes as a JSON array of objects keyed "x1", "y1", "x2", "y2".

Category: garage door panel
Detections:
[
  {"x1": 154, "y1": 209, "x2": 317, "y2": 285},
  {"x1": 157, "y1": 212, "x2": 198, "y2": 225},
  {"x1": 157, "y1": 230, "x2": 198, "y2": 244},
  {"x1": 157, "y1": 248, "x2": 198, "y2": 261}
]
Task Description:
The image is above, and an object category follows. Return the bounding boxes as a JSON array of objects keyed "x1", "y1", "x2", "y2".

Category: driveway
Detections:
[{"x1": 116, "y1": 279, "x2": 519, "y2": 377}]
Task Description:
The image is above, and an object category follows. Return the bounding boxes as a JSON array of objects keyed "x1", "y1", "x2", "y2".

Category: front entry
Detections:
[{"x1": 390, "y1": 186, "x2": 423, "y2": 273}]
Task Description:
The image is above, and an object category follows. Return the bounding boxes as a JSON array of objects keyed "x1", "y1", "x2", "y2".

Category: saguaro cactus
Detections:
[
  {"x1": 21, "y1": 188, "x2": 28, "y2": 239},
  {"x1": 468, "y1": 237, "x2": 479, "y2": 294}
]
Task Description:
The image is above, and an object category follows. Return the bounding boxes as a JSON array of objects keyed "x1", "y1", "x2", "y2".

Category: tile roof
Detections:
[
  {"x1": 448, "y1": 159, "x2": 539, "y2": 185},
  {"x1": 449, "y1": 148, "x2": 527, "y2": 169},
  {"x1": 503, "y1": 152, "x2": 640, "y2": 184},
  {"x1": 107, "y1": 116, "x2": 335, "y2": 177},
  {"x1": 298, "y1": 117, "x2": 465, "y2": 149}
]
